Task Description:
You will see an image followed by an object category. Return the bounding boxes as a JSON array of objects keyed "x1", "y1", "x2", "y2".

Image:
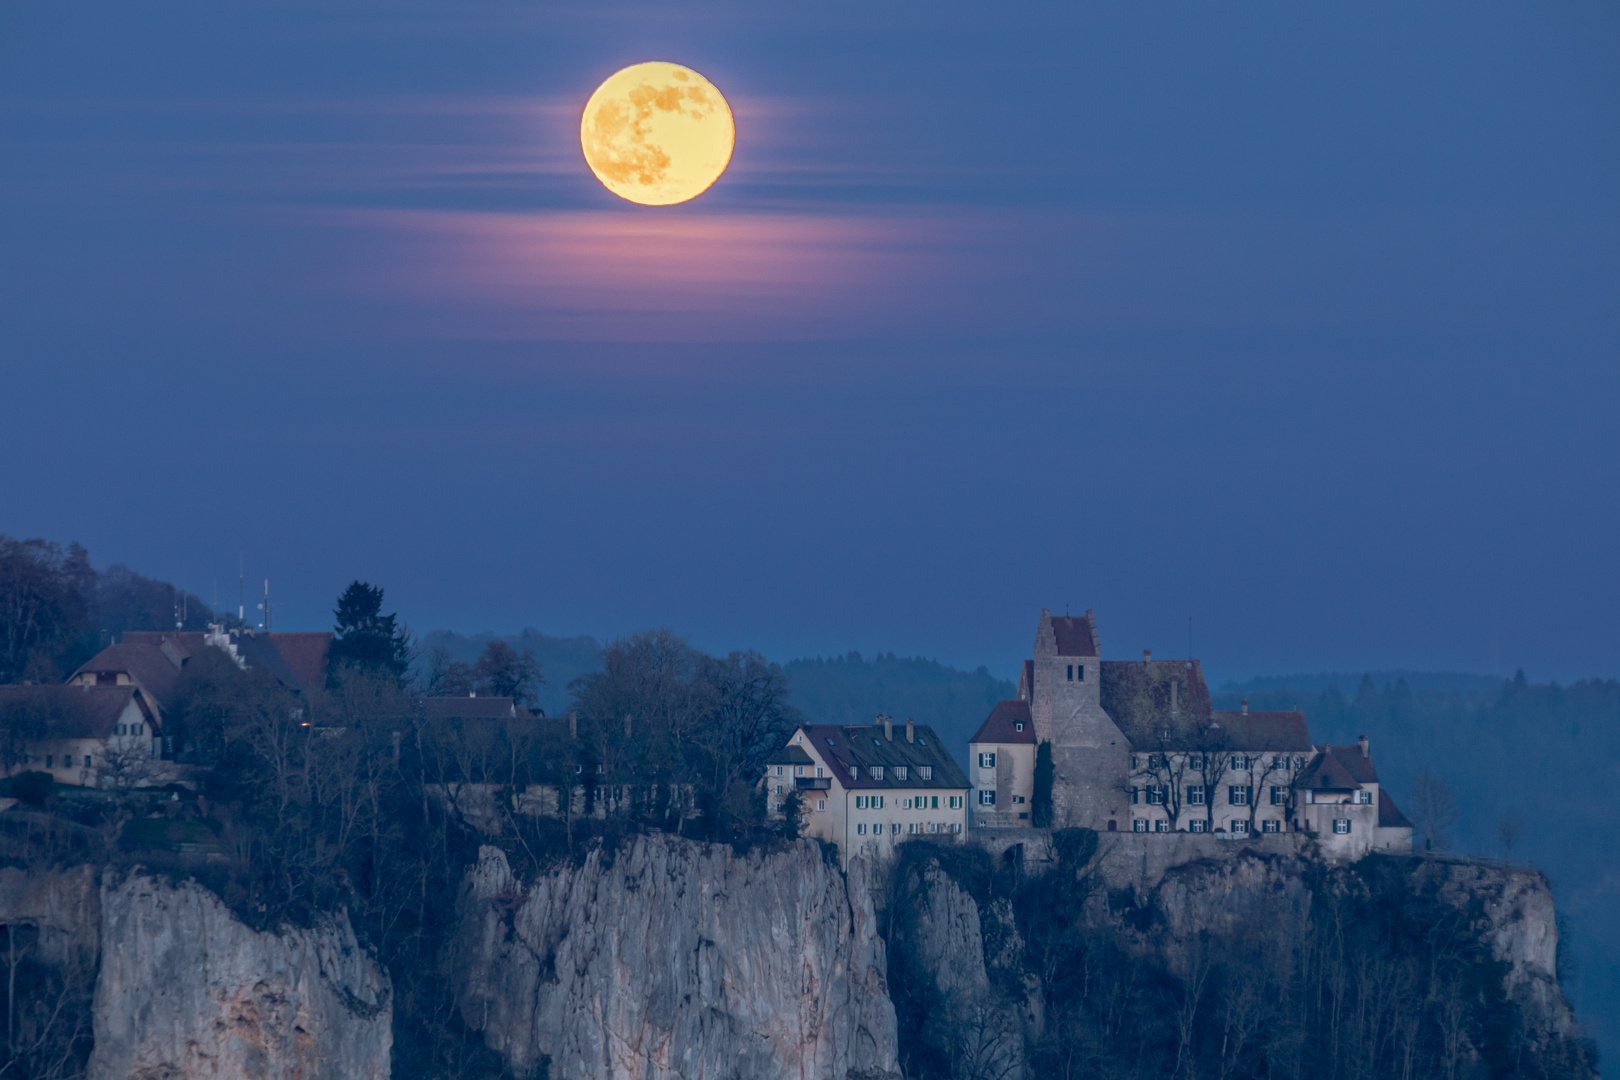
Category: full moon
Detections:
[{"x1": 580, "y1": 62, "x2": 735, "y2": 206}]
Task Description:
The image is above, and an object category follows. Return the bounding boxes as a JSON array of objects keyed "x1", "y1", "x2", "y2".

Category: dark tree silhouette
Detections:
[{"x1": 326, "y1": 581, "x2": 410, "y2": 681}]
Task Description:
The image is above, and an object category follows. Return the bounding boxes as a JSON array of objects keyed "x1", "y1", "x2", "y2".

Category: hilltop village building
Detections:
[
  {"x1": 967, "y1": 609, "x2": 1412, "y2": 860},
  {"x1": 765, "y1": 716, "x2": 969, "y2": 865}
]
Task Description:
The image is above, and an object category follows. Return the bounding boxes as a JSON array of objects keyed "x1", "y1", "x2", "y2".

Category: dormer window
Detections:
[
  {"x1": 894, "y1": 766, "x2": 908, "y2": 781},
  {"x1": 871, "y1": 766, "x2": 884, "y2": 781},
  {"x1": 919, "y1": 766, "x2": 932, "y2": 780},
  {"x1": 850, "y1": 766, "x2": 859, "y2": 780},
  {"x1": 1015, "y1": 722, "x2": 1024, "y2": 732}
]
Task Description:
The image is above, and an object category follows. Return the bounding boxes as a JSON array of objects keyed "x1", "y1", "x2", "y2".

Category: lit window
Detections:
[
  {"x1": 1333, "y1": 819, "x2": 1351, "y2": 834},
  {"x1": 1190, "y1": 819, "x2": 1208, "y2": 833},
  {"x1": 978, "y1": 790, "x2": 995, "y2": 806},
  {"x1": 1262, "y1": 819, "x2": 1281, "y2": 833},
  {"x1": 1132, "y1": 819, "x2": 1148, "y2": 832}
]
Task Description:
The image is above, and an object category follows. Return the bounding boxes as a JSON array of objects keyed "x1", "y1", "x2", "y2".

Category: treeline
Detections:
[
  {"x1": 886, "y1": 838, "x2": 1597, "y2": 1080},
  {"x1": 0, "y1": 535, "x2": 217, "y2": 684},
  {"x1": 0, "y1": 580, "x2": 805, "y2": 1080}
]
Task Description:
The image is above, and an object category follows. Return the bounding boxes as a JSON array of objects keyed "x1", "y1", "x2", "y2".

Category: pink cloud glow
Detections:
[{"x1": 319, "y1": 207, "x2": 965, "y2": 340}]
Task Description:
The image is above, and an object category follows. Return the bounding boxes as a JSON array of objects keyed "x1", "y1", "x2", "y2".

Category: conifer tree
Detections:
[{"x1": 326, "y1": 581, "x2": 410, "y2": 681}]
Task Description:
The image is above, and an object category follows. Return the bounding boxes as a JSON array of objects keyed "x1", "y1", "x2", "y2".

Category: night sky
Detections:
[{"x1": 3, "y1": 1, "x2": 1616, "y2": 682}]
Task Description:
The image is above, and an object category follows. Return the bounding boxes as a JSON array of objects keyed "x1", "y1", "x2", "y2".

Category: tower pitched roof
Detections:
[
  {"x1": 1051, "y1": 615, "x2": 1098, "y2": 658},
  {"x1": 969, "y1": 700, "x2": 1035, "y2": 745}
]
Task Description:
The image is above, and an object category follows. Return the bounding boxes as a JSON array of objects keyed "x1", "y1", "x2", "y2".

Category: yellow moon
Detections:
[{"x1": 580, "y1": 62, "x2": 735, "y2": 206}]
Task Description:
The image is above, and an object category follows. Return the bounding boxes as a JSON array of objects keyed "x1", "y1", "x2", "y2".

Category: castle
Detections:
[{"x1": 966, "y1": 608, "x2": 1413, "y2": 859}]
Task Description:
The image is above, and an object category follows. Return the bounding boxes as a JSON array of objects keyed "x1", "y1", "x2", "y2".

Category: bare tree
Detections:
[{"x1": 1409, "y1": 770, "x2": 1460, "y2": 851}]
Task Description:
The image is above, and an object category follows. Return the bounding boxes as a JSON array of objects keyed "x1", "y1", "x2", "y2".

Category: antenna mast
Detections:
[{"x1": 238, "y1": 554, "x2": 244, "y2": 624}]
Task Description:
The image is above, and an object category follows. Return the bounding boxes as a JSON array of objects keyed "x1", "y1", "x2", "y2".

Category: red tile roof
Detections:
[
  {"x1": 1297, "y1": 749, "x2": 1360, "y2": 790},
  {"x1": 1324, "y1": 744, "x2": 1380, "y2": 785},
  {"x1": 1051, "y1": 615, "x2": 1097, "y2": 657},
  {"x1": 969, "y1": 700, "x2": 1035, "y2": 745},
  {"x1": 122, "y1": 630, "x2": 332, "y2": 694},
  {"x1": 0, "y1": 685, "x2": 146, "y2": 740}
]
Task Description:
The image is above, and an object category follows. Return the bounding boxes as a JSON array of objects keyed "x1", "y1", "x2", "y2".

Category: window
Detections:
[
  {"x1": 978, "y1": 753, "x2": 996, "y2": 768},
  {"x1": 1270, "y1": 786, "x2": 1287, "y2": 805},
  {"x1": 1262, "y1": 819, "x2": 1281, "y2": 834},
  {"x1": 795, "y1": 766, "x2": 804, "y2": 777},
  {"x1": 930, "y1": 796, "x2": 939, "y2": 809},
  {"x1": 1232, "y1": 755, "x2": 1250, "y2": 771},
  {"x1": 855, "y1": 796, "x2": 866, "y2": 809},
  {"x1": 773, "y1": 766, "x2": 783, "y2": 777},
  {"x1": 1077, "y1": 665, "x2": 1085, "y2": 681},
  {"x1": 1146, "y1": 785, "x2": 1166, "y2": 806},
  {"x1": 815, "y1": 799, "x2": 826, "y2": 811},
  {"x1": 890, "y1": 823, "x2": 901, "y2": 835},
  {"x1": 1130, "y1": 786, "x2": 1140, "y2": 805},
  {"x1": 949, "y1": 796, "x2": 963, "y2": 809},
  {"x1": 870, "y1": 766, "x2": 884, "y2": 781},
  {"x1": 1013, "y1": 795, "x2": 1024, "y2": 804},
  {"x1": 815, "y1": 766, "x2": 825, "y2": 778},
  {"x1": 1188, "y1": 785, "x2": 1206, "y2": 806},
  {"x1": 857, "y1": 823, "x2": 866, "y2": 835},
  {"x1": 928, "y1": 822, "x2": 939, "y2": 833},
  {"x1": 875, "y1": 796, "x2": 885, "y2": 808},
  {"x1": 1155, "y1": 819, "x2": 1170, "y2": 833},
  {"x1": 1133, "y1": 819, "x2": 1148, "y2": 833},
  {"x1": 951, "y1": 823, "x2": 962, "y2": 834},
  {"x1": 1231, "y1": 820, "x2": 1250, "y2": 834},
  {"x1": 773, "y1": 784, "x2": 784, "y2": 795},
  {"x1": 908, "y1": 822, "x2": 919, "y2": 835},
  {"x1": 1189, "y1": 755, "x2": 1205, "y2": 769},
  {"x1": 1014, "y1": 723, "x2": 1023, "y2": 732},
  {"x1": 979, "y1": 790, "x2": 996, "y2": 806},
  {"x1": 1333, "y1": 819, "x2": 1351, "y2": 835},
  {"x1": 1229, "y1": 785, "x2": 1251, "y2": 806},
  {"x1": 850, "y1": 766, "x2": 859, "y2": 780},
  {"x1": 894, "y1": 766, "x2": 907, "y2": 781},
  {"x1": 794, "y1": 733, "x2": 802, "y2": 743},
  {"x1": 1294, "y1": 756, "x2": 1307, "y2": 770},
  {"x1": 1190, "y1": 819, "x2": 1208, "y2": 833},
  {"x1": 1355, "y1": 790, "x2": 1372, "y2": 805},
  {"x1": 1147, "y1": 753, "x2": 1163, "y2": 769},
  {"x1": 902, "y1": 797, "x2": 912, "y2": 809},
  {"x1": 919, "y1": 766, "x2": 932, "y2": 780},
  {"x1": 83, "y1": 757, "x2": 90, "y2": 768}
]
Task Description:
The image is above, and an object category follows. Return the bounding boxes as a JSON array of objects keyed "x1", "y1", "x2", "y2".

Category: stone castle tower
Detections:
[{"x1": 1027, "y1": 609, "x2": 1130, "y2": 829}]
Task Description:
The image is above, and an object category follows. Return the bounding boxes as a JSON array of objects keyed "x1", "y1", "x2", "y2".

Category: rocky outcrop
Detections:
[
  {"x1": 0, "y1": 863, "x2": 100, "y2": 967},
  {"x1": 87, "y1": 874, "x2": 392, "y2": 1080},
  {"x1": 452, "y1": 838, "x2": 899, "y2": 1080}
]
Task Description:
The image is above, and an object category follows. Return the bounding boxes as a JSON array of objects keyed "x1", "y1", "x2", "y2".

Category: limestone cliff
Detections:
[
  {"x1": 451, "y1": 837, "x2": 900, "y2": 1080},
  {"x1": 87, "y1": 873, "x2": 392, "y2": 1080}
]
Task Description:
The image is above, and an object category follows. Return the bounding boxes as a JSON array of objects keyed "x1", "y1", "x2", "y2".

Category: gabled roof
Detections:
[
  {"x1": 71, "y1": 644, "x2": 183, "y2": 711},
  {"x1": 421, "y1": 696, "x2": 517, "y2": 720},
  {"x1": 1379, "y1": 789, "x2": 1412, "y2": 829},
  {"x1": 764, "y1": 744, "x2": 814, "y2": 766},
  {"x1": 123, "y1": 630, "x2": 332, "y2": 695},
  {"x1": 969, "y1": 700, "x2": 1035, "y2": 745},
  {"x1": 1297, "y1": 749, "x2": 1360, "y2": 790},
  {"x1": 0, "y1": 685, "x2": 145, "y2": 740},
  {"x1": 1324, "y1": 744, "x2": 1380, "y2": 784},
  {"x1": 1100, "y1": 659, "x2": 1215, "y2": 747},
  {"x1": 1051, "y1": 615, "x2": 1097, "y2": 658},
  {"x1": 795, "y1": 724, "x2": 969, "y2": 790},
  {"x1": 1204, "y1": 710, "x2": 1313, "y2": 752}
]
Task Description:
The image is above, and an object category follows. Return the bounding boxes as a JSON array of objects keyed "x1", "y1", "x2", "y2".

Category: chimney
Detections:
[
  {"x1": 1359, "y1": 734, "x2": 1369, "y2": 759},
  {"x1": 1241, "y1": 699, "x2": 1248, "y2": 715},
  {"x1": 884, "y1": 716, "x2": 893, "y2": 741},
  {"x1": 1144, "y1": 648, "x2": 1152, "y2": 663},
  {"x1": 906, "y1": 717, "x2": 915, "y2": 743},
  {"x1": 874, "y1": 713, "x2": 884, "y2": 727},
  {"x1": 568, "y1": 711, "x2": 578, "y2": 739}
]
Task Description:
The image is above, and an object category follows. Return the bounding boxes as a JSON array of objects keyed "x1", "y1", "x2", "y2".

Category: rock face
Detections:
[
  {"x1": 452, "y1": 837, "x2": 900, "y2": 1080},
  {"x1": 87, "y1": 874, "x2": 392, "y2": 1080},
  {"x1": 0, "y1": 863, "x2": 100, "y2": 967}
]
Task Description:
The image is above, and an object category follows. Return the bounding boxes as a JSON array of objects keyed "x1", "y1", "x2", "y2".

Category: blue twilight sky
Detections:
[{"x1": 1, "y1": 1, "x2": 1617, "y2": 683}]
